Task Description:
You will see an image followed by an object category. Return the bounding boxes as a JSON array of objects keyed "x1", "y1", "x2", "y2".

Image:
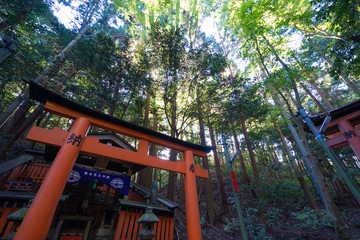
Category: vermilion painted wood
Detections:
[
  {"x1": 326, "y1": 132, "x2": 348, "y2": 148},
  {"x1": 18, "y1": 163, "x2": 50, "y2": 183},
  {"x1": 338, "y1": 120, "x2": 360, "y2": 160},
  {"x1": 0, "y1": 208, "x2": 11, "y2": 234},
  {"x1": 184, "y1": 150, "x2": 202, "y2": 240},
  {"x1": 0, "y1": 208, "x2": 20, "y2": 236},
  {"x1": 14, "y1": 117, "x2": 91, "y2": 240},
  {"x1": 325, "y1": 125, "x2": 360, "y2": 148},
  {"x1": 154, "y1": 221, "x2": 158, "y2": 240},
  {"x1": 161, "y1": 216, "x2": 166, "y2": 240},
  {"x1": 156, "y1": 216, "x2": 163, "y2": 240},
  {"x1": 113, "y1": 213, "x2": 175, "y2": 240},
  {"x1": 120, "y1": 212, "x2": 130, "y2": 240},
  {"x1": 126, "y1": 213, "x2": 136, "y2": 240},
  {"x1": 22, "y1": 100, "x2": 208, "y2": 239},
  {"x1": 131, "y1": 212, "x2": 142, "y2": 239},
  {"x1": 168, "y1": 217, "x2": 175, "y2": 240},
  {"x1": 3, "y1": 221, "x2": 14, "y2": 237},
  {"x1": 164, "y1": 216, "x2": 170, "y2": 240},
  {"x1": 45, "y1": 101, "x2": 208, "y2": 158},
  {"x1": 114, "y1": 211, "x2": 127, "y2": 240},
  {"x1": 26, "y1": 126, "x2": 209, "y2": 179},
  {"x1": 317, "y1": 109, "x2": 360, "y2": 131}
]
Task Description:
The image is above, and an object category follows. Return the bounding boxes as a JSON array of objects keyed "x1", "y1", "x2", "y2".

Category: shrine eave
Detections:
[
  {"x1": 309, "y1": 98, "x2": 360, "y2": 126},
  {"x1": 29, "y1": 81, "x2": 213, "y2": 153}
]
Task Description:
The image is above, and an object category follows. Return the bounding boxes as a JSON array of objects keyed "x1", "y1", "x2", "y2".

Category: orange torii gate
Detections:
[{"x1": 14, "y1": 82, "x2": 211, "y2": 240}]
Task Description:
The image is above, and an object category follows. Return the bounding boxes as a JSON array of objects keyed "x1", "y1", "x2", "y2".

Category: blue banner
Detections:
[{"x1": 67, "y1": 166, "x2": 130, "y2": 195}]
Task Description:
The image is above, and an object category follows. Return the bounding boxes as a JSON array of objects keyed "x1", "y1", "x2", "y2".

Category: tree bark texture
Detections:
[
  {"x1": 208, "y1": 118, "x2": 228, "y2": 213},
  {"x1": 274, "y1": 121, "x2": 320, "y2": 211},
  {"x1": 239, "y1": 111, "x2": 261, "y2": 185},
  {"x1": 197, "y1": 92, "x2": 218, "y2": 226},
  {"x1": 231, "y1": 126, "x2": 251, "y2": 185}
]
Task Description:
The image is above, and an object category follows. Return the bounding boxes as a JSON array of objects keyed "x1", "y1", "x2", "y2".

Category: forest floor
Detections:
[{"x1": 165, "y1": 172, "x2": 360, "y2": 240}]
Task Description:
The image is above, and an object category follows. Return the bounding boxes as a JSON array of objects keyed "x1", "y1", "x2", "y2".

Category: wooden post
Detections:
[
  {"x1": 14, "y1": 117, "x2": 91, "y2": 240},
  {"x1": 83, "y1": 220, "x2": 92, "y2": 240},
  {"x1": 183, "y1": 150, "x2": 202, "y2": 240},
  {"x1": 51, "y1": 219, "x2": 64, "y2": 240},
  {"x1": 113, "y1": 212, "x2": 123, "y2": 240}
]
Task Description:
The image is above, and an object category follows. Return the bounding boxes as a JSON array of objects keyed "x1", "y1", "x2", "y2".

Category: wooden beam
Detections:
[
  {"x1": 318, "y1": 109, "x2": 360, "y2": 129},
  {"x1": 326, "y1": 125, "x2": 360, "y2": 148},
  {"x1": 45, "y1": 101, "x2": 208, "y2": 158},
  {"x1": 26, "y1": 126, "x2": 209, "y2": 179}
]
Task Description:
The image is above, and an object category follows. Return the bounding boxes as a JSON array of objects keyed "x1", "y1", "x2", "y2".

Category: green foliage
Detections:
[
  {"x1": 245, "y1": 208, "x2": 273, "y2": 240},
  {"x1": 291, "y1": 207, "x2": 332, "y2": 229},
  {"x1": 260, "y1": 179, "x2": 307, "y2": 209},
  {"x1": 223, "y1": 217, "x2": 243, "y2": 233},
  {"x1": 1, "y1": 3, "x2": 360, "y2": 239},
  {"x1": 265, "y1": 207, "x2": 284, "y2": 227}
]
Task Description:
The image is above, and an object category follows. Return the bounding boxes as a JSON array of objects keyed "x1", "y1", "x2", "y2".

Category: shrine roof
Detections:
[
  {"x1": 309, "y1": 98, "x2": 360, "y2": 126},
  {"x1": 29, "y1": 81, "x2": 213, "y2": 153}
]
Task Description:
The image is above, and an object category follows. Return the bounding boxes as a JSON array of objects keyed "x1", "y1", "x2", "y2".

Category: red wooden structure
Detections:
[
  {"x1": 0, "y1": 161, "x2": 175, "y2": 239},
  {"x1": 13, "y1": 82, "x2": 211, "y2": 240},
  {"x1": 310, "y1": 99, "x2": 360, "y2": 160}
]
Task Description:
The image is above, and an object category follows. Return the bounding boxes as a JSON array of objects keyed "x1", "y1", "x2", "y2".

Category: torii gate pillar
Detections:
[
  {"x1": 14, "y1": 117, "x2": 91, "y2": 240},
  {"x1": 184, "y1": 150, "x2": 202, "y2": 239}
]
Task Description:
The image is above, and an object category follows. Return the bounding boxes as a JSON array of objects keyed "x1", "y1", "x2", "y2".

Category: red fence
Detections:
[
  {"x1": 18, "y1": 163, "x2": 50, "y2": 183},
  {"x1": 116, "y1": 210, "x2": 174, "y2": 240}
]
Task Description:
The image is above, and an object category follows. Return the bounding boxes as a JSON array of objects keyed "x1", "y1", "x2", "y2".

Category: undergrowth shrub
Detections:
[
  {"x1": 246, "y1": 208, "x2": 273, "y2": 240},
  {"x1": 260, "y1": 179, "x2": 306, "y2": 209},
  {"x1": 265, "y1": 207, "x2": 284, "y2": 227},
  {"x1": 291, "y1": 207, "x2": 332, "y2": 229}
]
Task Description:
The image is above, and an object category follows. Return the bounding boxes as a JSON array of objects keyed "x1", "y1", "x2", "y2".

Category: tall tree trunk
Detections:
[
  {"x1": 292, "y1": 54, "x2": 335, "y2": 109},
  {"x1": 138, "y1": 89, "x2": 154, "y2": 189},
  {"x1": 0, "y1": 23, "x2": 92, "y2": 127},
  {"x1": 268, "y1": 144, "x2": 281, "y2": 181},
  {"x1": 231, "y1": 126, "x2": 251, "y2": 185},
  {"x1": 273, "y1": 90, "x2": 348, "y2": 237},
  {"x1": 239, "y1": 111, "x2": 261, "y2": 185},
  {"x1": 307, "y1": 37, "x2": 360, "y2": 97},
  {"x1": 299, "y1": 82, "x2": 327, "y2": 112},
  {"x1": 108, "y1": 82, "x2": 121, "y2": 116},
  {"x1": 167, "y1": 94, "x2": 177, "y2": 201},
  {"x1": 256, "y1": 38, "x2": 348, "y2": 236},
  {"x1": 9, "y1": 105, "x2": 44, "y2": 144},
  {"x1": 196, "y1": 91, "x2": 218, "y2": 226},
  {"x1": 274, "y1": 121, "x2": 320, "y2": 211},
  {"x1": 259, "y1": 143, "x2": 273, "y2": 179},
  {"x1": 208, "y1": 118, "x2": 228, "y2": 213}
]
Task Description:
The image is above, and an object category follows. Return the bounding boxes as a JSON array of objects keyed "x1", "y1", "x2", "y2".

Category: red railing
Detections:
[{"x1": 18, "y1": 163, "x2": 50, "y2": 183}]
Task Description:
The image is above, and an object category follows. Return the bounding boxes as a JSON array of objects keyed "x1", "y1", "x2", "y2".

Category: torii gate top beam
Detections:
[{"x1": 29, "y1": 81, "x2": 212, "y2": 157}]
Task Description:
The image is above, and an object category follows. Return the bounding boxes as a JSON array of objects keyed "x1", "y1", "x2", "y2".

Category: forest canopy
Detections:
[{"x1": 1, "y1": 0, "x2": 360, "y2": 239}]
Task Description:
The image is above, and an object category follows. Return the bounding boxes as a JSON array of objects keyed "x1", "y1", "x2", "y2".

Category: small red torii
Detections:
[
  {"x1": 310, "y1": 99, "x2": 360, "y2": 160},
  {"x1": 14, "y1": 82, "x2": 212, "y2": 240}
]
